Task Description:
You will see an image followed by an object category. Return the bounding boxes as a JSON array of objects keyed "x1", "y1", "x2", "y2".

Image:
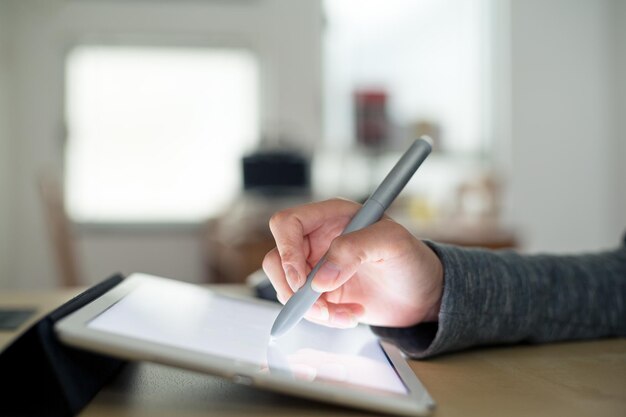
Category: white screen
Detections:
[{"x1": 88, "y1": 278, "x2": 407, "y2": 394}]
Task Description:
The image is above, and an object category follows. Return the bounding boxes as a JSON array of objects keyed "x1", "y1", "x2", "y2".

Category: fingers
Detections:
[
  {"x1": 268, "y1": 199, "x2": 361, "y2": 292},
  {"x1": 265, "y1": 199, "x2": 416, "y2": 330},
  {"x1": 263, "y1": 248, "x2": 364, "y2": 328},
  {"x1": 311, "y1": 219, "x2": 409, "y2": 293},
  {"x1": 305, "y1": 299, "x2": 365, "y2": 329},
  {"x1": 262, "y1": 248, "x2": 294, "y2": 304},
  {"x1": 263, "y1": 247, "x2": 364, "y2": 329}
]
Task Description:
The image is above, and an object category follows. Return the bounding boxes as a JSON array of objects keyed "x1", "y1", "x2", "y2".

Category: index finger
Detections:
[{"x1": 268, "y1": 198, "x2": 361, "y2": 291}]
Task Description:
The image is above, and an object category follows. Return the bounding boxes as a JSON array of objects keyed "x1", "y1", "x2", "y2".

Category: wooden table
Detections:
[{"x1": 1, "y1": 287, "x2": 624, "y2": 417}]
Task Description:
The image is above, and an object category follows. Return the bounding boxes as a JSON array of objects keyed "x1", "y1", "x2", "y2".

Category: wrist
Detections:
[
  {"x1": 420, "y1": 240, "x2": 444, "y2": 323},
  {"x1": 422, "y1": 296, "x2": 441, "y2": 322}
]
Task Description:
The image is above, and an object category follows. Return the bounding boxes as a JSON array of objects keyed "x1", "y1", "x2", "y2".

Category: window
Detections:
[
  {"x1": 65, "y1": 46, "x2": 259, "y2": 223},
  {"x1": 323, "y1": 0, "x2": 489, "y2": 153}
]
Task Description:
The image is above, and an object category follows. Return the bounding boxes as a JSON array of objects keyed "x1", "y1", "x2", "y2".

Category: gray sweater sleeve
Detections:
[{"x1": 371, "y1": 236, "x2": 626, "y2": 358}]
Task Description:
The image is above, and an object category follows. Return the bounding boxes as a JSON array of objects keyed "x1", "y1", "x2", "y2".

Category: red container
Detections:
[{"x1": 353, "y1": 89, "x2": 389, "y2": 148}]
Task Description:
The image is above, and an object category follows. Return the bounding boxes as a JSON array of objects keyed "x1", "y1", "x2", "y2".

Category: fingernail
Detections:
[
  {"x1": 311, "y1": 262, "x2": 340, "y2": 292},
  {"x1": 285, "y1": 265, "x2": 301, "y2": 291},
  {"x1": 309, "y1": 303, "x2": 330, "y2": 321},
  {"x1": 276, "y1": 292, "x2": 288, "y2": 305},
  {"x1": 331, "y1": 310, "x2": 358, "y2": 328}
]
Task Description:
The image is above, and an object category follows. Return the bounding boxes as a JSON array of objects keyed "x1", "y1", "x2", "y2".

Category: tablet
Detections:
[{"x1": 55, "y1": 273, "x2": 435, "y2": 416}]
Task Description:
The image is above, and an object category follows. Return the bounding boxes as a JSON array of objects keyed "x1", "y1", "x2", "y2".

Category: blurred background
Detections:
[{"x1": 0, "y1": 0, "x2": 624, "y2": 289}]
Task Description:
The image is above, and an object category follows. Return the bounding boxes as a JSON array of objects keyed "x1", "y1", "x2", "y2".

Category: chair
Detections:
[{"x1": 38, "y1": 173, "x2": 82, "y2": 287}]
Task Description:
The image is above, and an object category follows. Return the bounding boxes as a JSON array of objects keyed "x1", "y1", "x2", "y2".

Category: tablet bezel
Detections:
[{"x1": 55, "y1": 273, "x2": 435, "y2": 416}]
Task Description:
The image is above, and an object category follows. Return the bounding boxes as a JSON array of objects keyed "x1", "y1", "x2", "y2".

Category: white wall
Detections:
[
  {"x1": 2, "y1": 0, "x2": 322, "y2": 289},
  {"x1": 503, "y1": 0, "x2": 624, "y2": 253},
  {"x1": 76, "y1": 228, "x2": 206, "y2": 284},
  {"x1": 0, "y1": 1, "x2": 15, "y2": 288},
  {"x1": 2, "y1": 0, "x2": 624, "y2": 289},
  {"x1": 612, "y1": 0, "x2": 626, "y2": 240}
]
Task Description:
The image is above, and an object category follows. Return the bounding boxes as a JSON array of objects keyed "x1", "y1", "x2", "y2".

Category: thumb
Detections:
[{"x1": 310, "y1": 220, "x2": 396, "y2": 292}]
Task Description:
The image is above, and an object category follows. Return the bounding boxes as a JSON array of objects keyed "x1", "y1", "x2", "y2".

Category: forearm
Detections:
[{"x1": 372, "y1": 240, "x2": 626, "y2": 358}]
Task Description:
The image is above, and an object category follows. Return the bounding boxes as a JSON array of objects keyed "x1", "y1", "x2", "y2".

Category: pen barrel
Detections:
[
  {"x1": 342, "y1": 198, "x2": 386, "y2": 235},
  {"x1": 369, "y1": 138, "x2": 431, "y2": 208}
]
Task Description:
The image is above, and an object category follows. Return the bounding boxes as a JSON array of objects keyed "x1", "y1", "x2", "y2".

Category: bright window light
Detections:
[
  {"x1": 323, "y1": 0, "x2": 489, "y2": 153},
  {"x1": 65, "y1": 46, "x2": 259, "y2": 223}
]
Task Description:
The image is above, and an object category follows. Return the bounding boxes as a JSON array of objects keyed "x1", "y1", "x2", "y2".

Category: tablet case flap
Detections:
[{"x1": 0, "y1": 274, "x2": 126, "y2": 417}]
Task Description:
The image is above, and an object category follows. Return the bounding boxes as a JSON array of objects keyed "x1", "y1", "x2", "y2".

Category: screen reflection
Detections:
[{"x1": 88, "y1": 279, "x2": 407, "y2": 394}]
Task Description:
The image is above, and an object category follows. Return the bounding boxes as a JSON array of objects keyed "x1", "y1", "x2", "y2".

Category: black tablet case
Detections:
[{"x1": 0, "y1": 274, "x2": 126, "y2": 417}]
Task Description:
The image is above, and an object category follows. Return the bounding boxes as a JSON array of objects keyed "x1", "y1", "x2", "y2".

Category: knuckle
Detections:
[
  {"x1": 328, "y1": 197, "x2": 346, "y2": 204},
  {"x1": 279, "y1": 248, "x2": 297, "y2": 264},
  {"x1": 383, "y1": 220, "x2": 416, "y2": 250},
  {"x1": 329, "y1": 236, "x2": 364, "y2": 263},
  {"x1": 328, "y1": 197, "x2": 359, "y2": 210},
  {"x1": 268, "y1": 209, "x2": 296, "y2": 233}
]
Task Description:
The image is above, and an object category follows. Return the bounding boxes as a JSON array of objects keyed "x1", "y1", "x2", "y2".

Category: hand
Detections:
[{"x1": 262, "y1": 198, "x2": 443, "y2": 329}]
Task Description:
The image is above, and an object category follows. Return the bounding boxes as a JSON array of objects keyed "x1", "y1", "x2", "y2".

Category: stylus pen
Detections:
[{"x1": 270, "y1": 136, "x2": 432, "y2": 338}]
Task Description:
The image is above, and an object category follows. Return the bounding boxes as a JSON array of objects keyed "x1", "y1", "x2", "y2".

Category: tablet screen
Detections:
[{"x1": 88, "y1": 278, "x2": 407, "y2": 395}]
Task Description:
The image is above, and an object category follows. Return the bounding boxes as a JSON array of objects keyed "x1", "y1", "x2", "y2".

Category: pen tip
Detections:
[
  {"x1": 270, "y1": 323, "x2": 281, "y2": 339},
  {"x1": 269, "y1": 328, "x2": 282, "y2": 339}
]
